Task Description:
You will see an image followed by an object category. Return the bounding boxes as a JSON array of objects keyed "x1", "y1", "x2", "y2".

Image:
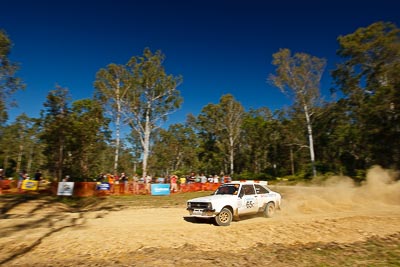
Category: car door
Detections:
[{"x1": 237, "y1": 184, "x2": 259, "y2": 215}]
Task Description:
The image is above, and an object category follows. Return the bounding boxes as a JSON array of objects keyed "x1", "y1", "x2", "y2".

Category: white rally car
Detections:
[{"x1": 186, "y1": 180, "x2": 281, "y2": 226}]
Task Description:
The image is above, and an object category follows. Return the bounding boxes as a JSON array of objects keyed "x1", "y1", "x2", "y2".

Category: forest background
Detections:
[{"x1": 0, "y1": 21, "x2": 399, "y2": 182}]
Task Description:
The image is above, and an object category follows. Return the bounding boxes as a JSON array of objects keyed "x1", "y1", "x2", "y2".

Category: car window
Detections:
[
  {"x1": 216, "y1": 184, "x2": 239, "y2": 195},
  {"x1": 254, "y1": 184, "x2": 269, "y2": 194},
  {"x1": 242, "y1": 185, "x2": 255, "y2": 195}
]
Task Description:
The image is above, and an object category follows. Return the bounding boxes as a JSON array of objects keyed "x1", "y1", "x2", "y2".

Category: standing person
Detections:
[
  {"x1": 34, "y1": 170, "x2": 42, "y2": 181},
  {"x1": 33, "y1": 170, "x2": 42, "y2": 191},
  {"x1": 145, "y1": 175, "x2": 152, "y2": 194},
  {"x1": 213, "y1": 175, "x2": 219, "y2": 183},
  {"x1": 200, "y1": 173, "x2": 207, "y2": 183},
  {"x1": 108, "y1": 174, "x2": 115, "y2": 194},
  {"x1": 119, "y1": 172, "x2": 127, "y2": 194},
  {"x1": 18, "y1": 170, "x2": 27, "y2": 193},
  {"x1": 132, "y1": 173, "x2": 139, "y2": 194},
  {"x1": 188, "y1": 172, "x2": 196, "y2": 183},
  {"x1": 223, "y1": 174, "x2": 232, "y2": 183},
  {"x1": 0, "y1": 169, "x2": 3, "y2": 194},
  {"x1": 199, "y1": 173, "x2": 207, "y2": 190},
  {"x1": 179, "y1": 176, "x2": 186, "y2": 192},
  {"x1": 170, "y1": 174, "x2": 178, "y2": 193}
]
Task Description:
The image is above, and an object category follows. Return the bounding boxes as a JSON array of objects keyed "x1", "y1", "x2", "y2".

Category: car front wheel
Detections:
[
  {"x1": 263, "y1": 202, "x2": 275, "y2": 218},
  {"x1": 215, "y1": 208, "x2": 233, "y2": 226}
]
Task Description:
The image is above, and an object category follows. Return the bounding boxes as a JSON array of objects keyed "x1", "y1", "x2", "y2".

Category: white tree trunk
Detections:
[
  {"x1": 142, "y1": 106, "x2": 151, "y2": 178},
  {"x1": 114, "y1": 110, "x2": 120, "y2": 174},
  {"x1": 229, "y1": 134, "x2": 234, "y2": 175},
  {"x1": 114, "y1": 83, "x2": 121, "y2": 174},
  {"x1": 304, "y1": 104, "x2": 317, "y2": 177}
]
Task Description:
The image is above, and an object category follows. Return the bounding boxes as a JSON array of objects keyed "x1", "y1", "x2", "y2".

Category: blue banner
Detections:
[
  {"x1": 96, "y1": 182, "x2": 110, "y2": 191},
  {"x1": 151, "y1": 184, "x2": 170, "y2": 196}
]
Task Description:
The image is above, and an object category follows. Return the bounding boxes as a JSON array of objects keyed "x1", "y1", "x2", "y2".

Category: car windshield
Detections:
[{"x1": 215, "y1": 184, "x2": 239, "y2": 195}]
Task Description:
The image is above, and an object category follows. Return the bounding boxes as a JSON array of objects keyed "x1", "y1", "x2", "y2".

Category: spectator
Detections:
[
  {"x1": 34, "y1": 170, "x2": 42, "y2": 181},
  {"x1": 187, "y1": 172, "x2": 196, "y2": 183},
  {"x1": 18, "y1": 170, "x2": 27, "y2": 192},
  {"x1": 145, "y1": 175, "x2": 152, "y2": 194},
  {"x1": 179, "y1": 176, "x2": 186, "y2": 192},
  {"x1": 119, "y1": 172, "x2": 127, "y2": 194},
  {"x1": 0, "y1": 168, "x2": 3, "y2": 194},
  {"x1": 170, "y1": 174, "x2": 178, "y2": 193},
  {"x1": 223, "y1": 174, "x2": 232, "y2": 183},
  {"x1": 200, "y1": 173, "x2": 207, "y2": 183},
  {"x1": 108, "y1": 174, "x2": 115, "y2": 193},
  {"x1": 213, "y1": 175, "x2": 219, "y2": 183}
]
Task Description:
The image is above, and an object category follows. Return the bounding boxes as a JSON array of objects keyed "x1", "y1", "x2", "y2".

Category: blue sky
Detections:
[{"x1": 2, "y1": 0, "x2": 400, "y2": 126}]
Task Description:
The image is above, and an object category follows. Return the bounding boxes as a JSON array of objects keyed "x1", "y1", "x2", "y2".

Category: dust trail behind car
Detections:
[{"x1": 275, "y1": 165, "x2": 400, "y2": 217}]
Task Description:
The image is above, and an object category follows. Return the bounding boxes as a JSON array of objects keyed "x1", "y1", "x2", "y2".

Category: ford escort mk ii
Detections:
[{"x1": 186, "y1": 181, "x2": 281, "y2": 226}]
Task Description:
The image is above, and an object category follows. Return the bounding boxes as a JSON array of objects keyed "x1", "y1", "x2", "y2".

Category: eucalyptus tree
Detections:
[
  {"x1": 196, "y1": 94, "x2": 244, "y2": 176},
  {"x1": 68, "y1": 99, "x2": 110, "y2": 179},
  {"x1": 94, "y1": 64, "x2": 133, "y2": 174},
  {"x1": 240, "y1": 108, "x2": 273, "y2": 174},
  {"x1": 0, "y1": 124, "x2": 16, "y2": 174},
  {"x1": 269, "y1": 49, "x2": 326, "y2": 177},
  {"x1": 0, "y1": 30, "x2": 24, "y2": 124},
  {"x1": 13, "y1": 114, "x2": 41, "y2": 175},
  {"x1": 40, "y1": 86, "x2": 72, "y2": 181},
  {"x1": 125, "y1": 48, "x2": 183, "y2": 178},
  {"x1": 0, "y1": 115, "x2": 39, "y2": 177},
  {"x1": 150, "y1": 123, "x2": 199, "y2": 175},
  {"x1": 332, "y1": 21, "x2": 400, "y2": 169}
]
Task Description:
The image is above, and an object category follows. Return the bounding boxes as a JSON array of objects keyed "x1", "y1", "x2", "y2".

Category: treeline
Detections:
[{"x1": 0, "y1": 22, "x2": 399, "y2": 182}]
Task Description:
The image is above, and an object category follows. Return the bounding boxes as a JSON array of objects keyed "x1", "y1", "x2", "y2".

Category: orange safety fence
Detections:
[
  {"x1": 0, "y1": 180, "x2": 13, "y2": 190},
  {"x1": 54, "y1": 182, "x2": 220, "y2": 197},
  {"x1": 1, "y1": 181, "x2": 221, "y2": 197}
]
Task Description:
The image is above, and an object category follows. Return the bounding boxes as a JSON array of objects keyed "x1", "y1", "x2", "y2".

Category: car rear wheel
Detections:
[
  {"x1": 215, "y1": 208, "x2": 233, "y2": 226},
  {"x1": 263, "y1": 202, "x2": 275, "y2": 218}
]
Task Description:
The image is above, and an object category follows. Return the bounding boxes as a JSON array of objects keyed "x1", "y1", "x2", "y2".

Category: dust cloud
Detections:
[{"x1": 278, "y1": 165, "x2": 400, "y2": 216}]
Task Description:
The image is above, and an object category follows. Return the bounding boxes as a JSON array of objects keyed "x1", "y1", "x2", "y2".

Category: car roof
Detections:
[{"x1": 229, "y1": 180, "x2": 268, "y2": 186}]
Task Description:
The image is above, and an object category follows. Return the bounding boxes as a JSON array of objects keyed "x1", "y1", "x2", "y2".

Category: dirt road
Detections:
[{"x1": 1, "y1": 166, "x2": 399, "y2": 266}]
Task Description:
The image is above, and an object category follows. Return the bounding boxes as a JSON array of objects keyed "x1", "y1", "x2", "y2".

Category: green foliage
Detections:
[
  {"x1": 332, "y1": 21, "x2": 400, "y2": 170},
  {"x1": 235, "y1": 171, "x2": 274, "y2": 181},
  {"x1": 2, "y1": 22, "x2": 400, "y2": 182},
  {"x1": 0, "y1": 30, "x2": 25, "y2": 125}
]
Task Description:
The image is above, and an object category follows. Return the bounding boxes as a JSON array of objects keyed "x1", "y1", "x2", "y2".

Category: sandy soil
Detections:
[{"x1": 1, "y1": 166, "x2": 399, "y2": 266}]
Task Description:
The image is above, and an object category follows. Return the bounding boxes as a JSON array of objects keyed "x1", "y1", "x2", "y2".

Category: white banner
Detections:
[{"x1": 57, "y1": 182, "x2": 75, "y2": 196}]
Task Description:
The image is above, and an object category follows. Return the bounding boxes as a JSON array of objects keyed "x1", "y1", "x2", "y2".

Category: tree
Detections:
[
  {"x1": 332, "y1": 21, "x2": 400, "y2": 169},
  {"x1": 94, "y1": 64, "x2": 133, "y2": 174},
  {"x1": 40, "y1": 86, "x2": 72, "y2": 181},
  {"x1": 195, "y1": 94, "x2": 244, "y2": 175},
  {"x1": 126, "y1": 48, "x2": 183, "y2": 178},
  {"x1": 150, "y1": 123, "x2": 198, "y2": 175},
  {"x1": 269, "y1": 48, "x2": 326, "y2": 177},
  {"x1": 0, "y1": 30, "x2": 24, "y2": 124},
  {"x1": 240, "y1": 108, "x2": 294, "y2": 177},
  {"x1": 68, "y1": 99, "x2": 110, "y2": 179},
  {"x1": 216, "y1": 94, "x2": 244, "y2": 175}
]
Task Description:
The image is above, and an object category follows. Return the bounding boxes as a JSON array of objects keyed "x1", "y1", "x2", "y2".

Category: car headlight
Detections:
[
  {"x1": 187, "y1": 202, "x2": 191, "y2": 208},
  {"x1": 207, "y1": 203, "x2": 212, "y2": 209}
]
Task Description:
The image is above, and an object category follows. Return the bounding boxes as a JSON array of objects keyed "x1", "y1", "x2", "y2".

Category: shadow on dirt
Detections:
[
  {"x1": 0, "y1": 194, "x2": 125, "y2": 265},
  {"x1": 183, "y1": 216, "x2": 215, "y2": 225}
]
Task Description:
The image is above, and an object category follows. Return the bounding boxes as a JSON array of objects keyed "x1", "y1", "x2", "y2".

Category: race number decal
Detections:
[{"x1": 246, "y1": 200, "x2": 254, "y2": 208}]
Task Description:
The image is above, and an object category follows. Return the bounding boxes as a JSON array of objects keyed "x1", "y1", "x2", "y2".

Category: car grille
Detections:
[{"x1": 189, "y1": 202, "x2": 209, "y2": 209}]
